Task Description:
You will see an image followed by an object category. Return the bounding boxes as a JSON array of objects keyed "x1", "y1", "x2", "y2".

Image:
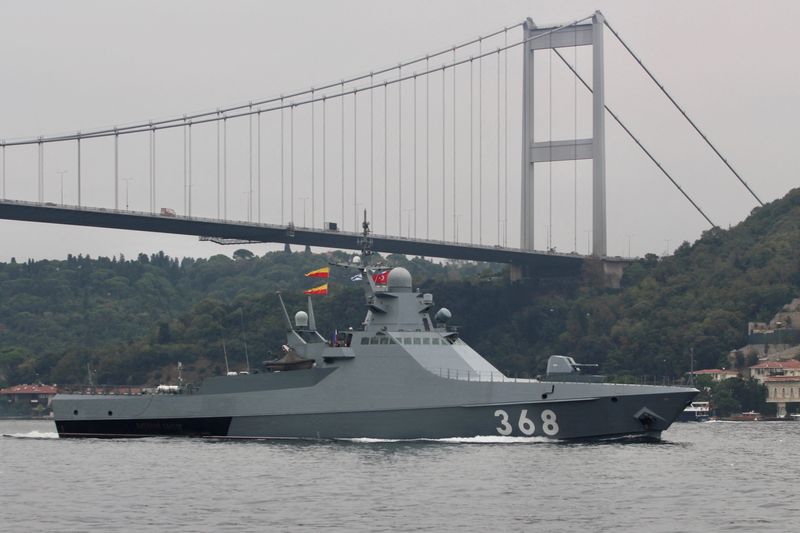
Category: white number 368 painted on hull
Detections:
[{"x1": 494, "y1": 409, "x2": 559, "y2": 436}]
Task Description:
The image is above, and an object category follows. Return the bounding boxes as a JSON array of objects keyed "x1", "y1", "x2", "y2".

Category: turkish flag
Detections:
[{"x1": 372, "y1": 270, "x2": 390, "y2": 285}]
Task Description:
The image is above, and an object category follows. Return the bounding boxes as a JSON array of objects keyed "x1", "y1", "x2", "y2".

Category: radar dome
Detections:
[
  {"x1": 387, "y1": 267, "x2": 412, "y2": 291},
  {"x1": 435, "y1": 308, "x2": 452, "y2": 324},
  {"x1": 294, "y1": 310, "x2": 309, "y2": 328}
]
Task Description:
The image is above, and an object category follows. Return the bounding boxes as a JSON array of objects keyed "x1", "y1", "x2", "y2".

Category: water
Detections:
[{"x1": 1, "y1": 419, "x2": 797, "y2": 532}]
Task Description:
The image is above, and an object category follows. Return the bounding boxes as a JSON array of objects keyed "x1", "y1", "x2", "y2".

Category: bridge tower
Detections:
[{"x1": 521, "y1": 11, "x2": 606, "y2": 256}]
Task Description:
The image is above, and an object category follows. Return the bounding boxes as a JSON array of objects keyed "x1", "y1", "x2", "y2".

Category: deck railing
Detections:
[
  {"x1": 421, "y1": 368, "x2": 694, "y2": 387},
  {"x1": 422, "y1": 367, "x2": 537, "y2": 383}
]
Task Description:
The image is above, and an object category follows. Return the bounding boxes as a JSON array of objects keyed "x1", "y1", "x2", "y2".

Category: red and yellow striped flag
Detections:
[
  {"x1": 305, "y1": 266, "x2": 330, "y2": 279},
  {"x1": 304, "y1": 283, "x2": 328, "y2": 295}
]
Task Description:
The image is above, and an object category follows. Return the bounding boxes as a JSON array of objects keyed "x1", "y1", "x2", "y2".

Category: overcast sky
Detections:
[{"x1": 1, "y1": 0, "x2": 798, "y2": 262}]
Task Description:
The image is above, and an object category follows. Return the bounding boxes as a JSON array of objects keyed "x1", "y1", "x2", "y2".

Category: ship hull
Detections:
[{"x1": 55, "y1": 389, "x2": 695, "y2": 440}]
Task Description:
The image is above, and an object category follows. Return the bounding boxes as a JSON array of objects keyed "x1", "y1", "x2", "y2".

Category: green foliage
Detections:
[
  {"x1": 0, "y1": 249, "x2": 497, "y2": 385},
  {"x1": 696, "y1": 377, "x2": 771, "y2": 417},
  {"x1": 1, "y1": 188, "x2": 800, "y2": 392}
]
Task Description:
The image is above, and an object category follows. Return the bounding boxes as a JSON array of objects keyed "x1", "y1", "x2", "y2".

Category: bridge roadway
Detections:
[{"x1": 0, "y1": 199, "x2": 585, "y2": 276}]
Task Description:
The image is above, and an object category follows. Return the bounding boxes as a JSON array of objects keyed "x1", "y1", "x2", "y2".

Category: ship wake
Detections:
[
  {"x1": 3, "y1": 430, "x2": 59, "y2": 439},
  {"x1": 341, "y1": 435, "x2": 556, "y2": 444}
]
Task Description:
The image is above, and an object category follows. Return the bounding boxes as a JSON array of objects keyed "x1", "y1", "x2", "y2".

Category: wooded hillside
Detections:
[{"x1": 1, "y1": 187, "x2": 798, "y2": 386}]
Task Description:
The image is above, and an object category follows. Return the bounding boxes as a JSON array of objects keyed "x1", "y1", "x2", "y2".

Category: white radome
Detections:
[{"x1": 388, "y1": 267, "x2": 412, "y2": 290}]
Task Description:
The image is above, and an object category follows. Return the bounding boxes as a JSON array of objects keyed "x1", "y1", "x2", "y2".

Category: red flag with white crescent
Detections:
[{"x1": 372, "y1": 270, "x2": 390, "y2": 285}]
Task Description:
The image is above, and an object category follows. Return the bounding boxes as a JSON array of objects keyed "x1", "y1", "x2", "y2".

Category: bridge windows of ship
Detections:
[
  {"x1": 360, "y1": 336, "x2": 397, "y2": 345},
  {"x1": 359, "y1": 335, "x2": 454, "y2": 346}
]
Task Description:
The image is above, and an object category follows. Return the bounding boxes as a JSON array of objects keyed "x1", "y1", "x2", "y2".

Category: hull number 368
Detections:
[{"x1": 494, "y1": 409, "x2": 559, "y2": 436}]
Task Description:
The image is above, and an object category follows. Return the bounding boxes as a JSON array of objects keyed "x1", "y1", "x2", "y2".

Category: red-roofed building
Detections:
[
  {"x1": 748, "y1": 359, "x2": 800, "y2": 385},
  {"x1": 687, "y1": 369, "x2": 739, "y2": 382},
  {"x1": 0, "y1": 384, "x2": 58, "y2": 407}
]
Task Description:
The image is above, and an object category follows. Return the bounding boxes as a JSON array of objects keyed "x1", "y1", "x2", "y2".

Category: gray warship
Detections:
[{"x1": 53, "y1": 220, "x2": 697, "y2": 440}]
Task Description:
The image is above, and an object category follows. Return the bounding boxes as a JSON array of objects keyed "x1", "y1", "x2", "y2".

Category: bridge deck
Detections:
[{"x1": 0, "y1": 199, "x2": 587, "y2": 275}]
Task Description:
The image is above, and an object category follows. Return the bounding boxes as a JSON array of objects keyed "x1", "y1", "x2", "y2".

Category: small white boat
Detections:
[{"x1": 677, "y1": 401, "x2": 710, "y2": 422}]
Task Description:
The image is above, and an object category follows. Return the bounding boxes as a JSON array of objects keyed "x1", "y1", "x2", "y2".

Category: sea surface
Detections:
[{"x1": 1, "y1": 419, "x2": 797, "y2": 532}]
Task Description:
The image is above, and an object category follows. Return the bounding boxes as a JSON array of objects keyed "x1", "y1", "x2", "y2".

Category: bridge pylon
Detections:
[{"x1": 521, "y1": 11, "x2": 607, "y2": 256}]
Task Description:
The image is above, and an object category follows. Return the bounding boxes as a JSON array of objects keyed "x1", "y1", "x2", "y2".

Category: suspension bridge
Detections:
[{"x1": 0, "y1": 11, "x2": 761, "y2": 280}]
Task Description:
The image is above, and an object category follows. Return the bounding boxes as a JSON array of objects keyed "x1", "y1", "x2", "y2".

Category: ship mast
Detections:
[{"x1": 357, "y1": 209, "x2": 373, "y2": 265}]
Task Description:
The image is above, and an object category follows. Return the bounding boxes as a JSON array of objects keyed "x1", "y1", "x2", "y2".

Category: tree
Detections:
[
  {"x1": 157, "y1": 322, "x2": 172, "y2": 344},
  {"x1": 233, "y1": 249, "x2": 255, "y2": 261}
]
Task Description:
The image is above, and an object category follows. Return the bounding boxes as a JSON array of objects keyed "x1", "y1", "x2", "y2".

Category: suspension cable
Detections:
[
  {"x1": 441, "y1": 64, "x2": 446, "y2": 240},
  {"x1": 248, "y1": 110, "x2": 253, "y2": 222},
  {"x1": 548, "y1": 48, "x2": 553, "y2": 251},
  {"x1": 469, "y1": 57, "x2": 474, "y2": 245},
  {"x1": 384, "y1": 82, "x2": 388, "y2": 233},
  {"x1": 290, "y1": 104, "x2": 295, "y2": 224},
  {"x1": 322, "y1": 97, "x2": 327, "y2": 226},
  {"x1": 257, "y1": 112, "x2": 261, "y2": 222},
  {"x1": 478, "y1": 37, "x2": 483, "y2": 245},
  {"x1": 603, "y1": 19, "x2": 763, "y2": 206},
  {"x1": 370, "y1": 74, "x2": 374, "y2": 222},
  {"x1": 222, "y1": 118, "x2": 227, "y2": 219},
  {"x1": 37, "y1": 141, "x2": 43, "y2": 203},
  {"x1": 573, "y1": 31, "x2": 578, "y2": 253},
  {"x1": 2, "y1": 17, "x2": 590, "y2": 147},
  {"x1": 114, "y1": 133, "x2": 119, "y2": 210},
  {"x1": 311, "y1": 89, "x2": 314, "y2": 228},
  {"x1": 553, "y1": 49, "x2": 716, "y2": 228},
  {"x1": 183, "y1": 124, "x2": 188, "y2": 215},
  {"x1": 280, "y1": 102, "x2": 284, "y2": 224},
  {"x1": 353, "y1": 90, "x2": 357, "y2": 230},
  {"x1": 426, "y1": 57, "x2": 430, "y2": 240},
  {"x1": 148, "y1": 132, "x2": 152, "y2": 212},
  {"x1": 413, "y1": 74, "x2": 417, "y2": 238},
  {"x1": 2, "y1": 23, "x2": 527, "y2": 148},
  {"x1": 398, "y1": 65, "x2": 403, "y2": 235},
  {"x1": 504, "y1": 28, "x2": 509, "y2": 247},
  {"x1": 341, "y1": 82, "x2": 345, "y2": 228},
  {"x1": 496, "y1": 48, "x2": 501, "y2": 245},
  {"x1": 323, "y1": 97, "x2": 327, "y2": 225},
  {"x1": 216, "y1": 119, "x2": 220, "y2": 218},
  {"x1": 452, "y1": 48, "x2": 457, "y2": 242},
  {"x1": 77, "y1": 137, "x2": 82, "y2": 208},
  {"x1": 188, "y1": 124, "x2": 193, "y2": 217}
]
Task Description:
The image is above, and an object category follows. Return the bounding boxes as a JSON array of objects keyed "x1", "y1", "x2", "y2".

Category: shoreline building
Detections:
[
  {"x1": 687, "y1": 369, "x2": 739, "y2": 382},
  {"x1": 748, "y1": 359, "x2": 800, "y2": 385},
  {"x1": 764, "y1": 376, "x2": 800, "y2": 418},
  {"x1": 0, "y1": 384, "x2": 58, "y2": 410}
]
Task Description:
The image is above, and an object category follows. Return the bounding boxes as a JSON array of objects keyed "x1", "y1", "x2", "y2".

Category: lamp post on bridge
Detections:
[
  {"x1": 242, "y1": 191, "x2": 253, "y2": 222},
  {"x1": 302, "y1": 197, "x2": 310, "y2": 227},
  {"x1": 404, "y1": 209, "x2": 414, "y2": 239},
  {"x1": 56, "y1": 170, "x2": 68, "y2": 205},
  {"x1": 122, "y1": 178, "x2": 134, "y2": 210},
  {"x1": 455, "y1": 214, "x2": 463, "y2": 243},
  {"x1": 187, "y1": 182, "x2": 197, "y2": 217},
  {"x1": 627, "y1": 234, "x2": 634, "y2": 258},
  {"x1": 585, "y1": 230, "x2": 592, "y2": 255}
]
